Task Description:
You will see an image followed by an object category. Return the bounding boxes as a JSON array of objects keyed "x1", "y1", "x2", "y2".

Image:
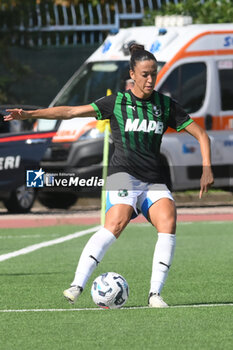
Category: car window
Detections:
[
  {"x1": 158, "y1": 62, "x2": 207, "y2": 114},
  {"x1": 218, "y1": 60, "x2": 233, "y2": 111},
  {"x1": 36, "y1": 119, "x2": 59, "y2": 132}
]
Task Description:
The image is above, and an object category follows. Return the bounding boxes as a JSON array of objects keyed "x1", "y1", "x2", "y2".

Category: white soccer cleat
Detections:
[
  {"x1": 148, "y1": 293, "x2": 169, "y2": 308},
  {"x1": 63, "y1": 286, "x2": 83, "y2": 304}
]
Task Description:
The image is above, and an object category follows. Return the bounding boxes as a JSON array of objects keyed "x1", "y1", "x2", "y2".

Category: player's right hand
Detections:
[{"x1": 4, "y1": 108, "x2": 29, "y2": 121}]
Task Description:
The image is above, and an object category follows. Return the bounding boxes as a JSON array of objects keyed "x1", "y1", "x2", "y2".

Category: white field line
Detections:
[
  {"x1": 0, "y1": 234, "x2": 60, "y2": 239},
  {"x1": 0, "y1": 225, "x2": 100, "y2": 262},
  {"x1": 0, "y1": 303, "x2": 233, "y2": 313}
]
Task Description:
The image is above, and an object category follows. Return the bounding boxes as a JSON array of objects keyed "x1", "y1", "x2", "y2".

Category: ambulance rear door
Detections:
[
  {"x1": 156, "y1": 55, "x2": 218, "y2": 130},
  {"x1": 216, "y1": 58, "x2": 233, "y2": 130}
]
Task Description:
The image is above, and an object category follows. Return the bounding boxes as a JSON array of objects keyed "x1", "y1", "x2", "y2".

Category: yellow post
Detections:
[{"x1": 97, "y1": 88, "x2": 112, "y2": 226}]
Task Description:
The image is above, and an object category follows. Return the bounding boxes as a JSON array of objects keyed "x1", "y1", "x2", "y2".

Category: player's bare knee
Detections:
[
  {"x1": 161, "y1": 206, "x2": 176, "y2": 232},
  {"x1": 104, "y1": 205, "x2": 132, "y2": 237},
  {"x1": 166, "y1": 217, "x2": 176, "y2": 233},
  {"x1": 162, "y1": 212, "x2": 176, "y2": 231},
  {"x1": 104, "y1": 213, "x2": 129, "y2": 237},
  {"x1": 105, "y1": 219, "x2": 126, "y2": 238},
  {"x1": 151, "y1": 213, "x2": 176, "y2": 233}
]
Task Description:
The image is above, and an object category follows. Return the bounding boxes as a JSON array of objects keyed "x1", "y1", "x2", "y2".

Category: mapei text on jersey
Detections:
[{"x1": 125, "y1": 119, "x2": 164, "y2": 134}]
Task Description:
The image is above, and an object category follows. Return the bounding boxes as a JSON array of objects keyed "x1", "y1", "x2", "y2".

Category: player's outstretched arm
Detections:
[
  {"x1": 4, "y1": 105, "x2": 97, "y2": 122},
  {"x1": 184, "y1": 121, "x2": 214, "y2": 198}
]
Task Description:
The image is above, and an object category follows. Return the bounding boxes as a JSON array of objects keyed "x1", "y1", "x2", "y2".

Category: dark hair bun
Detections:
[{"x1": 129, "y1": 43, "x2": 145, "y2": 55}]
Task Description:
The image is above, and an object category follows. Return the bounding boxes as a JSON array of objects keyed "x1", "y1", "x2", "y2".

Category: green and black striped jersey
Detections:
[{"x1": 91, "y1": 90, "x2": 193, "y2": 183}]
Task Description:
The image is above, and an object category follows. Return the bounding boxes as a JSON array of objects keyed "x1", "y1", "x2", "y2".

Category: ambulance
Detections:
[{"x1": 38, "y1": 21, "x2": 233, "y2": 207}]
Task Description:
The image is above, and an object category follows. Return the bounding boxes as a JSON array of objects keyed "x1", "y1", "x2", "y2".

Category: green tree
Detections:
[
  {"x1": 0, "y1": 38, "x2": 32, "y2": 104},
  {"x1": 143, "y1": 0, "x2": 233, "y2": 25},
  {"x1": 0, "y1": 0, "x2": 38, "y2": 103}
]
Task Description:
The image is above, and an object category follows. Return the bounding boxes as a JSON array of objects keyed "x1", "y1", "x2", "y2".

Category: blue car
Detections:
[{"x1": 0, "y1": 106, "x2": 54, "y2": 213}]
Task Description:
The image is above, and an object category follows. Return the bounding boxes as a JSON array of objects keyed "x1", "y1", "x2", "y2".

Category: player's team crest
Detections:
[
  {"x1": 153, "y1": 105, "x2": 162, "y2": 117},
  {"x1": 118, "y1": 189, "x2": 128, "y2": 197}
]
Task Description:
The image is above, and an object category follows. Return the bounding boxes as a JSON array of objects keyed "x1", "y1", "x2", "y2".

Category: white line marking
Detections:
[
  {"x1": 0, "y1": 303, "x2": 232, "y2": 313},
  {"x1": 0, "y1": 225, "x2": 100, "y2": 262},
  {"x1": 0, "y1": 234, "x2": 60, "y2": 239}
]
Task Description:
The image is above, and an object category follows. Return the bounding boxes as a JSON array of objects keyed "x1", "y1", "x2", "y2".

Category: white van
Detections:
[
  {"x1": 38, "y1": 23, "x2": 233, "y2": 207},
  {"x1": 49, "y1": 23, "x2": 233, "y2": 132}
]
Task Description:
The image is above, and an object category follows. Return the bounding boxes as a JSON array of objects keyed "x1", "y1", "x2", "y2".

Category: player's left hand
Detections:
[{"x1": 199, "y1": 166, "x2": 214, "y2": 198}]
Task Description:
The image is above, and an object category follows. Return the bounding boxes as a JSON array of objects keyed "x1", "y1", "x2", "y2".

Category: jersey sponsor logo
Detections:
[{"x1": 125, "y1": 119, "x2": 163, "y2": 134}]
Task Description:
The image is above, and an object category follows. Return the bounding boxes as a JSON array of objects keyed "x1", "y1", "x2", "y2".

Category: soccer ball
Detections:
[{"x1": 91, "y1": 272, "x2": 129, "y2": 309}]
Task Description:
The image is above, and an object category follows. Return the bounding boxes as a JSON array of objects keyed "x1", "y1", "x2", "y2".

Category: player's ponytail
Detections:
[{"x1": 129, "y1": 43, "x2": 157, "y2": 71}]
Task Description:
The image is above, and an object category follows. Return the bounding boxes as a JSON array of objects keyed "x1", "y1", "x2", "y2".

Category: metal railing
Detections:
[{"x1": 0, "y1": 0, "x2": 195, "y2": 47}]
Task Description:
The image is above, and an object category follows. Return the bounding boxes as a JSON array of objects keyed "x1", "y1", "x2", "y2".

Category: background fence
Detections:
[
  {"x1": 0, "y1": 0, "x2": 208, "y2": 106},
  {"x1": 0, "y1": 0, "x2": 199, "y2": 47}
]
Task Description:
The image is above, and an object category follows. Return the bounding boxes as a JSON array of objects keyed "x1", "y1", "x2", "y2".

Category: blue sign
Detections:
[
  {"x1": 150, "y1": 40, "x2": 161, "y2": 53},
  {"x1": 224, "y1": 36, "x2": 233, "y2": 47},
  {"x1": 102, "y1": 40, "x2": 112, "y2": 53}
]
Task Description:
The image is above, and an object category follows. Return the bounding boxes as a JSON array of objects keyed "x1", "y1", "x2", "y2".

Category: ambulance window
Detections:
[
  {"x1": 159, "y1": 62, "x2": 207, "y2": 113},
  {"x1": 53, "y1": 61, "x2": 130, "y2": 106},
  {"x1": 218, "y1": 61, "x2": 233, "y2": 111}
]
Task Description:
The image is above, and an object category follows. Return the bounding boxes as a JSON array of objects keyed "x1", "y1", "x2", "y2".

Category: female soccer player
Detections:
[{"x1": 4, "y1": 44, "x2": 214, "y2": 307}]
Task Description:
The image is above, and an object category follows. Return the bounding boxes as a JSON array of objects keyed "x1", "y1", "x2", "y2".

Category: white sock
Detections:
[
  {"x1": 71, "y1": 227, "x2": 116, "y2": 289},
  {"x1": 150, "y1": 233, "x2": 176, "y2": 295}
]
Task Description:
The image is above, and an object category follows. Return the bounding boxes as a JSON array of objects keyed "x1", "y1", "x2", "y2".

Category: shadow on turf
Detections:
[
  {"x1": 171, "y1": 301, "x2": 233, "y2": 307},
  {"x1": 124, "y1": 301, "x2": 233, "y2": 309},
  {"x1": 0, "y1": 272, "x2": 63, "y2": 276}
]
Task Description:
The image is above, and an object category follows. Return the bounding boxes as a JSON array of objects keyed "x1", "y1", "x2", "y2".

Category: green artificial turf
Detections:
[{"x1": 0, "y1": 221, "x2": 232, "y2": 349}]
